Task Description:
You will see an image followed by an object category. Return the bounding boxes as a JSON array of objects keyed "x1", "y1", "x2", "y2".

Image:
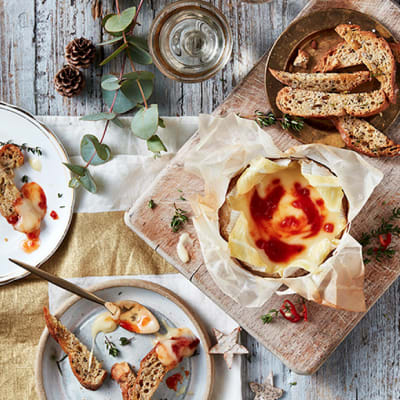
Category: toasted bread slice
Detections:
[
  {"x1": 293, "y1": 49, "x2": 310, "y2": 68},
  {"x1": 0, "y1": 144, "x2": 24, "y2": 176},
  {"x1": 276, "y1": 87, "x2": 388, "y2": 118},
  {"x1": 128, "y1": 349, "x2": 172, "y2": 400},
  {"x1": 335, "y1": 24, "x2": 397, "y2": 103},
  {"x1": 43, "y1": 307, "x2": 107, "y2": 391},
  {"x1": 0, "y1": 144, "x2": 24, "y2": 221},
  {"x1": 269, "y1": 68, "x2": 370, "y2": 92},
  {"x1": 314, "y1": 41, "x2": 400, "y2": 72},
  {"x1": 111, "y1": 362, "x2": 137, "y2": 400},
  {"x1": 334, "y1": 116, "x2": 400, "y2": 157}
]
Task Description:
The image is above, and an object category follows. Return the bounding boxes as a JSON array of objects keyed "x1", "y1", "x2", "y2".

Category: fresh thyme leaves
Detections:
[
  {"x1": 21, "y1": 175, "x2": 29, "y2": 183},
  {"x1": 105, "y1": 335, "x2": 119, "y2": 357},
  {"x1": 360, "y1": 207, "x2": 400, "y2": 264},
  {"x1": 59, "y1": 205, "x2": 66, "y2": 208},
  {"x1": 179, "y1": 195, "x2": 186, "y2": 201},
  {"x1": 55, "y1": 354, "x2": 68, "y2": 375},
  {"x1": 119, "y1": 336, "x2": 135, "y2": 346},
  {"x1": 171, "y1": 204, "x2": 188, "y2": 233},
  {"x1": 260, "y1": 309, "x2": 279, "y2": 324},
  {"x1": 290, "y1": 382, "x2": 297, "y2": 386},
  {"x1": 0, "y1": 140, "x2": 42, "y2": 156},
  {"x1": 58, "y1": 193, "x2": 63, "y2": 198},
  {"x1": 250, "y1": 111, "x2": 304, "y2": 132},
  {"x1": 148, "y1": 199, "x2": 156, "y2": 209}
]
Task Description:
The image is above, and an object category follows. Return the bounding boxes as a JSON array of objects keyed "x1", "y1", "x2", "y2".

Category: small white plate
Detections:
[
  {"x1": 36, "y1": 279, "x2": 214, "y2": 400},
  {"x1": 0, "y1": 102, "x2": 74, "y2": 284}
]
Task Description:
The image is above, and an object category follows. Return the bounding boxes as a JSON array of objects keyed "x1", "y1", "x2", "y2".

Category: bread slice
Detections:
[
  {"x1": 335, "y1": 24, "x2": 397, "y2": 103},
  {"x1": 293, "y1": 49, "x2": 310, "y2": 68},
  {"x1": 128, "y1": 349, "x2": 172, "y2": 400},
  {"x1": 276, "y1": 87, "x2": 388, "y2": 118},
  {"x1": 111, "y1": 362, "x2": 137, "y2": 400},
  {"x1": 43, "y1": 307, "x2": 107, "y2": 391},
  {"x1": 0, "y1": 144, "x2": 24, "y2": 221},
  {"x1": 334, "y1": 116, "x2": 400, "y2": 157},
  {"x1": 269, "y1": 68, "x2": 370, "y2": 92},
  {"x1": 0, "y1": 144, "x2": 24, "y2": 176},
  {"x1": 314, "y1": 41, "x2": 400, "y2": 72}
]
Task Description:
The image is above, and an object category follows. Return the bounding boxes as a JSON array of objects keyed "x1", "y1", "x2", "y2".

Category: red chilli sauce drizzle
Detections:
[{"x1": 250, "y1": 179, "x2": 334, "y2": 263}]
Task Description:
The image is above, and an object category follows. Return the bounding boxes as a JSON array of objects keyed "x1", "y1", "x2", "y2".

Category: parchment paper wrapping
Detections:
[{"x1": 185, "y1": 114, "x2": 384, "y2": 311}]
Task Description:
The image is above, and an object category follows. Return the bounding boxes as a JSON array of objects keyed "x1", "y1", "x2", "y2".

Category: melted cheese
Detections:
[
  {"x1": 228, "y1": 159, "x2": 347, "y2": 276},
  {"x1": 91, "y1": 312, "x2": 118, "y2": 339},
  {"x1": 155, "y1": 325, "x2": 199, "y2": 367},
  {"x1": 29, "y1": 157, "x2": 42, "y2": 171}
]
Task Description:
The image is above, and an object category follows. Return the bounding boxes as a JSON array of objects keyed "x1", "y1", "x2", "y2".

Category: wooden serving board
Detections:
[{"x1": 126, "y1": 0, "x2": 400, "y2": 374}]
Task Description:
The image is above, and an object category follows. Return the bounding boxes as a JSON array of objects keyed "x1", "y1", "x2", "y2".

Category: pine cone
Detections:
[
  {"x1": 54, "y1": 65, "x2": 85, "y2": 97},
  {"x1": 65, "y1": 37, "x2": 96, "y2": 69}
]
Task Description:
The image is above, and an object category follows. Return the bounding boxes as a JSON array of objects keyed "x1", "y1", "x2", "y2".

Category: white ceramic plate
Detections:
[
  {"x1": 0, "y1": 102, "x2": 74, "y2": 284},
  {"x1": 36, "y1": 279, "x2": 214, "y2": 400}
]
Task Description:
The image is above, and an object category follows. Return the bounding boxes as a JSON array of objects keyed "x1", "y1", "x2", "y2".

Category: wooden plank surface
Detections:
[{"x1": 1, "y1": 0, "x2": 400, "y2": 398}]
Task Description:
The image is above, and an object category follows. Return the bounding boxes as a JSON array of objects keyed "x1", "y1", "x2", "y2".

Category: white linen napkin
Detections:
[
  {"x1": 48, "y1": 274, "x2": 242, "y2": 400},
  {"x1": 40, "y1": 116, "x2": 243, "y2": 399}
]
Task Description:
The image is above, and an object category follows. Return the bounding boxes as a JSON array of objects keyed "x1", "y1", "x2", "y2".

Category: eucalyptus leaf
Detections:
[
  {"x1": 123, "y1": 71, "x2": 154, "y2": 81},
  {"x1": 100, "y1": 42, "x2": 128, "y2": 66},
  {"x1": 63, "y1": 163, "x2": 86, "y2": 176},
  {"x1": 98, "y1": 36, "x2": 124, "y2": 46},
  {"x1": 131, "y1": 104, "x2": 159, "y2": 140},
  {"x1": 147, "y1": 135, "x2": 167, "y2": 153},
  {"x1": 126, "y1": 35, "x2": 149, "y2": 51},
  {"x1": 79, "y1": 169, "x2": 97, "y2": 193},
  {"x1": 102, "y1": 75, "x2": 136, "y2": 114},
  {"x1": 111, "y1": 117, "x2": 124, "y2": 128},
  {"x1": 80, "y1": 112, "x2": 116, "y2": 121},
  {"x1": 127, "y1": 45, "x2": 152, "y2": 65},
  {"x1": 158, "y1": 118, "x2": 166, "y2": 128},
  {"x1": 120, "y1": 78, "x2": 153, "y2": 105},
  {"x1": 105, "y1": 7, "x2": 136, "y2": 33},
  {"x1": 69, "y1": 177, "x2": 80, "y2": 189},
  {"x1": 81, "y1": 134, "x2": 111, "y2": 165},
  {"x1": 101, "y1": 75, "x2": 121, "y2": 91}
]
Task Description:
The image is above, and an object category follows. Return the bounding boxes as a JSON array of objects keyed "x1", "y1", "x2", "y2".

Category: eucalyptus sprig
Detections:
[
  {"x1": 247, "y1": 111, "x2": 304, "y2": 132},
  {"x1": 66, "y1": 0, "x2": 166, "y2": 193}
]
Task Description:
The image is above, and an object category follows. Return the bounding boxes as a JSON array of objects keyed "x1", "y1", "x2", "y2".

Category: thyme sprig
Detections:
[
  {"x1": 105, "y1": 335, "x2": 119, "y2": 357},
  {"x1": 120, "y1": 336, "x2": 135, "y2": 346},
  {"x1": 0, "y1": 140, "x2": 42, "y2": 156},
  {"x1": 260, "y1": 309, "x2": 279, "y2": 324},
  {"x1": 53, "y1": 354, "x2": 68, "y2": 375},
  {"x1": 171, "y1": 204, "x2": 188, "y2": 233},
  {"x1": 253, "y1": 111, "x2": 304, "y2": 132},
  {"x1": 360, "y1": 207, "x2": 400, "y2": 264}
]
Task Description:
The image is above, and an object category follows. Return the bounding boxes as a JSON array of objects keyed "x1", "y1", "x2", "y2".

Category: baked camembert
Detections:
[{"x1": 227, "y1": 158, "x2": 347, "y2": 276}]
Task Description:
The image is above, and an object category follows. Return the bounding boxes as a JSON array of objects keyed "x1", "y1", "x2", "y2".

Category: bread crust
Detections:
[
  {"x1": 269, "y1": 68, "x2": 371, "y2": 92},
  {"x1": 334, "y1": 116, "x2": 400, "y2": 157},
  {"x1": 43, "y1": 307, "x2": 107, "y2": 391},
  {"x1": 111, "y1": 362, "x2": 137, "y2": 400},
  {"x1": 276, "y1": 87, "x2": 389, "y2": 118},
  {"x1": 335, "y1": 24, "x2": 398, "y2": 104}
]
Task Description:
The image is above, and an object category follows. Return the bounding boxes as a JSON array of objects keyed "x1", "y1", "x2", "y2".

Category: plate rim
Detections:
[
  {"x1": 264, "y1": 7, "x2": 400, "y2": 144},
  {"x1": 35, "y1": 278, "x2": 215, "y2": 400},
  {"x1": 0, "y1": 102, "x2": 75, "y2": 285}
]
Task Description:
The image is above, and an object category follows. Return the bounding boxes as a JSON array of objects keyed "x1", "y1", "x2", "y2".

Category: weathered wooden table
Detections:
[{"x1": 1, "y1": 0, "x2": 399, "y2": 398}]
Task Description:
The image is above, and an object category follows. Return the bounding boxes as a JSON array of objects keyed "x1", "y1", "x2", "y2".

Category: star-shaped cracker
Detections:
[
  {"x1": 208, "y1": 327, "x2": 248, "y2": 368},
  {"x1": 249, "y1": 371, "x2": 284, "y2": 400}
]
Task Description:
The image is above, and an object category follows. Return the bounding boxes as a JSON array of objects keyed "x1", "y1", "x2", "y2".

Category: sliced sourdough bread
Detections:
[
  {"x1": 314, "y1": 41, "x2": 400, "y2": 72},
  {"x1": 111, "y1": 362, "x2": 137, "y2": 400},
  {"x1": 128, "y1": 349, "x2": 172, "y2": 400},
  {"x1": 269, "y1": 68, "x2": 371, "y2": 92},
  {"x1": 43, "y1": 307, "x2": 107, "y2": 391},
  {"x1": 334, "y1": 116, "x2": 400, "y2": 157},
  {"x1": 276, "y1": 87, "x2": 388, "y2": 118},
  {"x1": 335, "y1": 24, "x2": 397, "y2": 103},
  {"x1": 0, "y1": 144, "x2": 24, "y2": 221}
]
